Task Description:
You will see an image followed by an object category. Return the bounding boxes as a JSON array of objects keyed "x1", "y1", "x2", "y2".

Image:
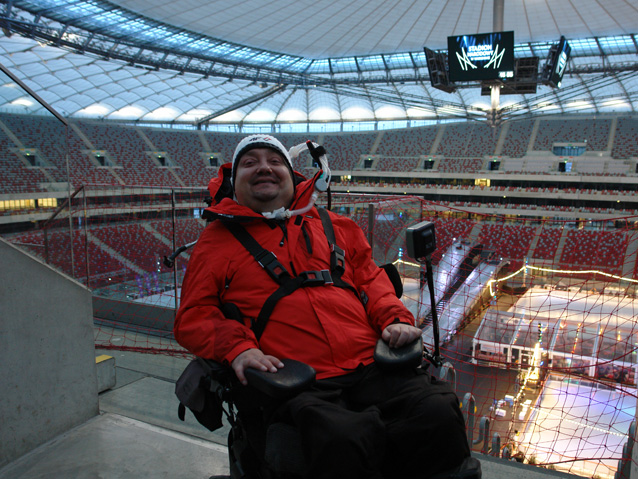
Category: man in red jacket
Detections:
[{"x1": 174, "y1": 135, "x2": 478, "y2": 479}]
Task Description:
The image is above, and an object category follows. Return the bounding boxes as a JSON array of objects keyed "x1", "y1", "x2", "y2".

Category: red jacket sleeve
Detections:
[
  {"x1": 173, "y1": 224, "x2": 258, "y2": 364},
  {"x1": 332, "y1": 213, "x2": 415, "y2": 332}
]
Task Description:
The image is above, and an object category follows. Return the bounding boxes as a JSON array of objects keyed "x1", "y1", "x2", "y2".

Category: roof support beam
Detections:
[{"x1": 196, "y1": 84, "x2": 286, "y2": 127}]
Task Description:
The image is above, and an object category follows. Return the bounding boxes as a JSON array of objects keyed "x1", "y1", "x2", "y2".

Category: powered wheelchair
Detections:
[
  {"x1": 172, "y1": 215, "x2": 481, "y2": 479},
  {"x1": 175, "y1": 264, "x2": 481, "y2": 479},
  {"x1": 178, "y1": 335, "x2": 430, "y2": 479}
]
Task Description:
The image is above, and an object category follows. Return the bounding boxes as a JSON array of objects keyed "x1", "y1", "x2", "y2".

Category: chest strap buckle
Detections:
[
  {"x1": 299, "y1": 270, "x2": 333, "y2": 286},
  {"x1": 330, "y1": 244, "x2": 346, "y2": 273},
  {"x1": 256, "y1": 251, "x2": 290, "y2": 283}
]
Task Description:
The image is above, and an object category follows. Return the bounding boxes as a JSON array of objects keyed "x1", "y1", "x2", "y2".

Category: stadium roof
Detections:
[{"x1": 0, "y1": 0, "x2": 637, "y2": 130}]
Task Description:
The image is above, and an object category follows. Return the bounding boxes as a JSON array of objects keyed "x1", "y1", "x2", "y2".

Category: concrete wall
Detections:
[
  {"x1": 0, "y1": 237, "x2": 98, "y2": 467},
  {"x1": 93, "y1": 296, "x2": 174, "y2": 332}
]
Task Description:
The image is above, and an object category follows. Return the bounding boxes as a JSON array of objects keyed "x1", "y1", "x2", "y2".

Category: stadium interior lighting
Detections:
[
  {"x1": 566, "y1": 100, "x2": 593, "y2": 110},
  {"x1": 488, "y1": 265, "x2": 638, "y2": 296},
  {"x1": 393, "y1": 258, "x2": 422, "y2": 269},
  {"x1": 11, "y1": 98, "x2": 33, "y2": 107},
  {"x1": 603, "y1": 99, "x2": 630, "y2": 108},
  {"x1": 80, "y1": 104, "x2": 110, "y2": 115}
]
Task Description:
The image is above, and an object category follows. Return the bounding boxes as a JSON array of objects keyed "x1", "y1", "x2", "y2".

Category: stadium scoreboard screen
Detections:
[
  {"x1": 547, "y1": 36, "x2": 571, "y2": 88},
  {"x1": 447, "y1": 31, "x2": 514, "y2": 82}
]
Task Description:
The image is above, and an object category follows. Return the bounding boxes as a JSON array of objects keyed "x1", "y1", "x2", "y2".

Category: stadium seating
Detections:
[
  {"x1": 534, "y1": 119, "x2": 612, "y2": 152},
  {"x1": 375, "y1": 156, "x2": 420, "y2": 172},
  {"x1": 321, "y1": 132, "x2": 377, "y2": 170},
  {"x1": 465, "y1": 123, "x2": 501, "y2": 157},
  {"x1": 612, "y1": 117, "x2": 638, "y2": 159},
  {"x1": 77, "y1": 122, "x2": 182, "y2": 187},
  {"x1": 1, "y1": 114, "x2": 68, "y2": 181},
  {"x1": 437, "y1": 158, "x2": 484, "y2": 173},
  {"x1": 559, "y1": 229, "x2": 629, "y2": 275},
  {"x1": 151, "y1": 218, "x2": 206, "y2": 254},
  {"x1": 2, "y1": 115, "x2": 638, "y2": 193},
  {"x1": 0, "y1": 155, "x2": 51, "y2": 194},
  {"x1": 66, "y1": 124, "x2": 122, "y2": 187},
  {"x1": 437, "y1": 123, "x2": 499, "y2": 158},
  {"x1": 7, "y1": 227, "x2": 130, "y2": 286},
  {"x1": 478, "y1": 223, "x2": 536, "y2": 269},
  {"x1": 531, "y1": 226, "x2": 562, "y2": 260},
  {"x1": 0, "y1": 115, "x2": 61, "y2": 193},
  {"x1": 430, "y1": 217, "x2": 474, "y2": 264},
  {"x1": 90, "y1": 223, "x2": 171, "y2": 272},
  {"x1": 499, "y1": 119, "x2": 535, "y2": 158},
  {"x1": 374, "y1": 128, "x2": 437, "y2": 157},
  {"x1": 142, "y1": 128, "x2": 213, "y2": 186}
]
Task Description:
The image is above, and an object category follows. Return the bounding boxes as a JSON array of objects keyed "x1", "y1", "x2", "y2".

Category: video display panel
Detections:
[
  {"x1": 548, "y1": 36, "x2": 571, "y2": 88},
  {"x1": 447, "y1": 31, "x2": 514, "y2": 82}
]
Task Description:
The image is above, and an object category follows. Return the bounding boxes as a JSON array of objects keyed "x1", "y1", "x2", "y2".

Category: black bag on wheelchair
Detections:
[{"x1": 175, "y1": 358, "x2": 225, "y2": 432}]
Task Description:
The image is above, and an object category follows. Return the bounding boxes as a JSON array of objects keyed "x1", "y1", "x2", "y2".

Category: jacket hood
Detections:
[{"x1": 203, "y1": 163, "x2": 317, "y2": 221}]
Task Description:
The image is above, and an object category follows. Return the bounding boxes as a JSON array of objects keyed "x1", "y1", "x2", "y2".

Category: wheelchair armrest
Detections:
[
  {"x1": 373, "y1": 337, "x2": 424, "y2": 371},
  {"x1": 245, "y1": 359, "x2": 316, "y2": 399}
]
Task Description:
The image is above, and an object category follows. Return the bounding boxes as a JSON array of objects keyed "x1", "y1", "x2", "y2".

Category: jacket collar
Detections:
[{"x1": 203, "y1": 163, "x2": 317, "y2": 222}]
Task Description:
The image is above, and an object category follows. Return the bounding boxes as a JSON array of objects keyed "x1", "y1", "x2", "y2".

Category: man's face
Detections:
[{"x1": 234, "y1": 147, "x2": 294, "y2": 213}]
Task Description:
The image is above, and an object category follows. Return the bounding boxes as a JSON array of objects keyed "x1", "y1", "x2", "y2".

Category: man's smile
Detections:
[{"x1": 253, "y1": 176, "x2": 278, "y2": 185}]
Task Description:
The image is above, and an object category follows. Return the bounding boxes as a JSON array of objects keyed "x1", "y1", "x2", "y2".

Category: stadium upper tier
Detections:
[{"x1": 1, "y1": 114, "x2": 638, "y2": 206}]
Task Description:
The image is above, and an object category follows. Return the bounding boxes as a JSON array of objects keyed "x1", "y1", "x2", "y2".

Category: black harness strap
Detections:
[
  {"x1": 221, "y1": 209, "x2": 356, "y2": 341},
  {"x1": 222, "y1": 221, "x2": 290, "y2": 285},
  {"x1": 317, "y1": 208, "x2": 357, "y2": 294},
  {"x1": 253, "y1": 270, "x2": 331, "y2": 340}
]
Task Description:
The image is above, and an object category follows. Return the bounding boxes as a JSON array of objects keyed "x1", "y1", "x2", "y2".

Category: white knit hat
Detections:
[{"x1": 231, "y1": 134, "x2": 294, "y2": 188}]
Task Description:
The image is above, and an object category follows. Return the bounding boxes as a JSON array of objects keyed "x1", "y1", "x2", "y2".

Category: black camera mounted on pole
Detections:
[{"x1": 406, "y1": 221, "x2": 442, "y2": 368}]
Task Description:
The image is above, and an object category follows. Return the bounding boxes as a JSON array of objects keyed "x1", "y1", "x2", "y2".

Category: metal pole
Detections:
[
  {"x1": 367, "y1": 203, "x2": 375, "y2": 252},
  {"x1": 171, "y1": 189, "x2": 179, "y2": 313},
  {"x1": 493, "y1": 0, "x2": 504, "y2": 31},
  {"x1": 68, "y1": 196, "x2": 75, "y2": 278},
  {"x1": 44, "y1": 227, "x2": 49, "y2": 264},
  {"x1": 65, "y1": 126, "x2": 75, "y2": 279},
  {"x1": 83, "y1": 186, "x2": 90, "y2": 288},
  {"x1": 490, "y1": 0, "x2": 505, "y2": 116}
]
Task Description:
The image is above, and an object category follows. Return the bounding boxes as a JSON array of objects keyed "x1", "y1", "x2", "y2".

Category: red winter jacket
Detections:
[{"x1": 173, "y1": 164, "x2": 414, "y2": 379}]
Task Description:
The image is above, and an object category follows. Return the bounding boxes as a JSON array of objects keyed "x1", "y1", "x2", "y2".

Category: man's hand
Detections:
[
  {"x1": 382, "y1": 323, "x2": 422, "y2": 348},
  {"x1": 231, "y1": 348, "x2": 284, "y2": 385}
]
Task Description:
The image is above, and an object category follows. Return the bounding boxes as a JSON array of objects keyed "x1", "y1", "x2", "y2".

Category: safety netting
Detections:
[{"x1": 5, "y1": 186, "x2": 638, "y2": 479}]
